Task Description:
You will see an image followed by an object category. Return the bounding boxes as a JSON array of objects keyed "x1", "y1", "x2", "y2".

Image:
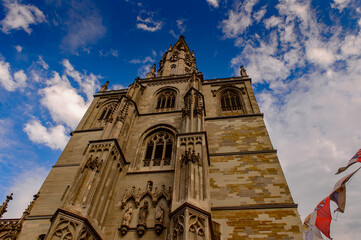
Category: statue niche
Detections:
[
  {"x1": 120, "y1": 204, "x2": 133, "y2": 235},
  {"x1": 154, "y1": 203, "x2": 165, "y2": 234},
  {"x1": 137, "y1": 200, "x2": 149, "y2": 237}
]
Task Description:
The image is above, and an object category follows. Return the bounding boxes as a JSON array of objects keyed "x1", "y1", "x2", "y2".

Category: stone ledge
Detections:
[
  {"x1": 209, "y1": 149, "x2": 277, "y2": 157},
  {"x1": 205, "y1": 113, "x2": 263, "y2": 121},
  {"x1": 211, "y1": 203, "x2": 298, "y2": 211},
  {"x1": 70, "y1": 128, "x2": 104, "y2": 136},
  {"x1": 52, "y1": 163, "x2": 81, "y2": 168}
]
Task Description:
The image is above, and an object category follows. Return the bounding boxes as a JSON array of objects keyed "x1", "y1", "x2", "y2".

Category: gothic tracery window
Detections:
[
  {"x1": 143, "y1": 131, "x2": 174, "y2": 168},
  {"x1": 156, "y1": 90, "x2": 176, "y2": 110},
  {"x1": 220, "y1": 89, "x2": 244, "y2": 113}
]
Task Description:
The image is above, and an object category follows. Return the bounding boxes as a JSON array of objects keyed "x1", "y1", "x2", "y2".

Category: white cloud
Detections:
[
  {"x1": 264, "y1": 16, "x2": 282, "y2": 29},
  {"x1": 110, "y1": 84, "x2": 126, "y2": 90},
  {"x1": 2, "y1": 167, "x2": 49, "y2": 218},
  {"x1": 206, "y1": 0, "x2": 219, "y2": 8},
  {"x1": 62, "y1": 59, "x2": 100, "y2": 101},
  {"x1": 37, "y1": 56, "x2": 49, "y2": 70},
  {"x1": 306, "y1": 47, "x2": 335, "y2": 67},
  {"x1": 136, "y1": 12, "x2": 162, "y2": 32},
  {"x1": 0, "y1": 58, "x2": 27, "y2": 91},
  {"x1": 137, "y1": 64, "x2": 152, "y2": 78},
  {"x1": 177, "y1": 19, "x2": 186, "y2": 34},
  {"x1": 129, "y1": 56, "x2": 155, "y2": 64},
  {"x1": 40, "y1": 71, "x2": 89, "y2": 129},
  {"x1": 14, "y1": 45, "x2": 22, "y2": 52},
  {"x1": 0, "y1": 0, "x2": 46, "y2": 34},
  {"x1": 99, "y1": 49, "x2": 118, "y2": 57},
  {"x1": 253, "y1": 6, "x2": 267, "y2": 23},
  {"x1": 61, "y1": 2, "x2": 106, "y2": 53},
  {"x1": 331, "y1": 0, "x2": 351, "y2": 11},
  {"x1": 24, "y1": 119, "x2": 69, "y2": 150},
  {"x1": 13, "y1": 69, "x2": 27, "y2": 88},
  {"x1": 220, "y1": 0, "x2": 259, "y2": 38}
]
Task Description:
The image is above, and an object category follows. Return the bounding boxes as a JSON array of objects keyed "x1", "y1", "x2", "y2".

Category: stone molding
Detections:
[
  {"x1": 209, "y1": 149, "x2": 277, "y2": 157},
  {"x1": 205, "y1": 113, "x2": 263, "y2": 121},
  {"x1": 211, "y1": 203, "x2": 298, "y2": 211}
]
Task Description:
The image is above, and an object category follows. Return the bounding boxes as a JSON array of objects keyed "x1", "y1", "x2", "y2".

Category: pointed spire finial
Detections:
[
  {"x1": 0, "y1": 193, "x2": 13, "y2": 219},
  {"x1": 99, "y1": 81, "x2": 109, "y2": 92},
  {"x1": 146, "y1": 64, "x2": 156, "y2": 78},
  {"x1": 180, "y1": 35, "x2": 185, "y2": 40}
]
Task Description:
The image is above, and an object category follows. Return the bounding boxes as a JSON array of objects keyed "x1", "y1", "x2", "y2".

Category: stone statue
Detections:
[
  {"x1": 122, "y1": 204, "x2": 133, "y2": 226},
  {"x1": 155, "y1": 203, "x2": 164, "y2": 225},
  {"x1": 138, "y1": 200, "x2": 149, "y2": 225},
  {"x1": 240, "y1": 65, "x2": 248, "y2": 77}
]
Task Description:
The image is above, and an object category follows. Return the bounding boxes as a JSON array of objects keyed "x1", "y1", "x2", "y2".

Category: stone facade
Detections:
[{"x1": 1, "y1": 36, "x2": 302, "y2": 239}]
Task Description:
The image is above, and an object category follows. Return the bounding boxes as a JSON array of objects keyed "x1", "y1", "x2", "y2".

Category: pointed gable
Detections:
[{"x1": 155, "y1": 35, "x2": 198, "y2": 77}]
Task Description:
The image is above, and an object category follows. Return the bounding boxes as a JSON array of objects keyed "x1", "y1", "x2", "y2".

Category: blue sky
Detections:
[{"x1": 1, "y1": 0, "x2": 361, "y2": 239}]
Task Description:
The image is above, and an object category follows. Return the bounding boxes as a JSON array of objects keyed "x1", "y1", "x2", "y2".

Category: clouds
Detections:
[
  {"x1": 0, "y1": 58, "x2": 27, "y2": 91},
  {"x1": 24, "y1": 120, "x2": 69, "y2": 150},
  {"x1": 0, "y1": 0, "x2": 46, "y2": 34},
  {"x1": 60, "y1": 1, "x2": 106, "y2": 53},
  {"x1": 220, "y1": 0, "x2": 361, "y2": 238},
  {"x1": 3, "y1": 166, "x2": 49, "y2": 218},
  {"x1": 136, "y1": 11, "x2": 162, "y2": 32},
  {"x1": 220, "y1": 0, "x2": 260, "y2": 38},
  {"x1": 206, "y1": 0, "x2": 220, "y2": 8}
]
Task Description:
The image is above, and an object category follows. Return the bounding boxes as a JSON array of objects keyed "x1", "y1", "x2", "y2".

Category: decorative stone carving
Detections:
[
  {"x1": 154, "y1": 203, "x2": 164, "y2": 234},
  {"x1": 99, "y1": 81, "x2": 109, "y2": 92},
  {"x1": 240, "y1": 65, "x2": 248, "y2": 77},
  {"x1": 189, "y1": 213, "x2": 205, "y2": 239},
  {"x1": 83, "y1": 156, "x2": 102, "y2": 172},
  {"x1": 47, "y1": 210, "x2": 101, "y2": 240},
  {"x1": 137, "y1": 200, "x2": 149, "y2": 237},
  {"x1": 121, "y1": 183, "x2": 172, "y2": 208},
  {"x1": 172, "y1": 214, "x2": 185, "y2": 240},
  {"x1": 0, "y1": 193, "x2": 13, "y2": 219},
  {"x1": 181, "y1": 148, "x2": 200, "y2": 166}
]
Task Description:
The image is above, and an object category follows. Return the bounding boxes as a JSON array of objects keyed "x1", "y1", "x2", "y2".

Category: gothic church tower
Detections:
[{"x1": 3, "y1": 36, "x2": 302, "y2": 239}]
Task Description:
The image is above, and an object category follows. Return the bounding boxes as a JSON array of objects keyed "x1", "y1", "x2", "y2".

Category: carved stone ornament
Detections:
[
  {"x1": 120, "y1": 204, "x2": 133, "y2": 235},
  {"x1": 240, "y1": 65, "x2": 248, "y2": 77},
  {"x1": 181, "y1": 149, "x2": 200, "y2": 166},
  {"x1": 154, "y1": 203, "x2": 165, "y2": 234},
  {"x1": 146, "y1": 64, "x2": 156, "y2": 78},
  {"x1": 0, "y1": 193, "x2": 13, "y2": 219},
  {"x1": 83, "y1": 156, "x2": 103, "y2": 172},
  {"x1": 121, "y1": 183, "x2": 172, "y2": 208},
  {"x1": 136, "y1": 200, "x2": 149, "y2": 237}
]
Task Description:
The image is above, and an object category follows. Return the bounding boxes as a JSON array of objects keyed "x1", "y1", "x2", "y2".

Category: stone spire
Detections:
[
  {"x1": 0, "y1": 193, "x2": 13, "y2": 219},
  {"x1": 99, "y1": 81, "x2": 109, "y2": 92},
  {"x1": 157, "y1": 35, "x2": 198, "y2": 77}
]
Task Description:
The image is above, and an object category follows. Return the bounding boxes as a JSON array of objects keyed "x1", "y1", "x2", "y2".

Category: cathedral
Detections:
[{"x1": 0, "y1": 36, "x2": 302, "y2": 239}]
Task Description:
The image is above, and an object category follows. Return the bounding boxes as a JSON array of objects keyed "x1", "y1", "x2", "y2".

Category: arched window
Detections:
[
  {"x1": 98, "y1": 104, "x2": 115, "y2": 121},
  {"x1": 220, "y1": 89, "x2": 243, "y2": 113},
  {"x1": 143, "y1": 131, "x2": 173, "y2": 168},
  {"x1": 156, "y1": 90, "x2": 176, "y2": 110}
]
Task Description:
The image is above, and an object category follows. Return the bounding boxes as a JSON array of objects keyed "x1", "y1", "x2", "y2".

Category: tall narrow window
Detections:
[
  {"x1": 170, "y1": 64, "x2": 177, "y2": 75},
  {"x1": 220, "y1": 90, "x2": 243, "y2": 113},
  {"x1": 142, "y1": 131, "x2": 174, "y2": 168},
  {"x1": 156, "y1": 90, "x2": 176, "y2": 110}
]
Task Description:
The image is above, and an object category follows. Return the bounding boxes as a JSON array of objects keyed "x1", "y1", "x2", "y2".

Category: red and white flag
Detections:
[
  {"x1": 314, "y1": 196, "x2": 332, "y2": 239},
  {"x1": 303, "y1": 212, "x2": 324, "y2": 240},
  {"x1": 336, "y1": 149, "x2": 361, "y2": 174},
  {"x1": 330, "y1": 167, "x2": 360, "y2": 213}
]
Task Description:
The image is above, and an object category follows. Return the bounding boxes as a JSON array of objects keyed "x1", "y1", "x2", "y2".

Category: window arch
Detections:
[
  {"x1": 143, "y1": 131, "x2": 173, "y2": 168},
  {"x1": 156, "y1": 90, "x2": 176, "y2": 110},
  {"x1": 220, "y1": 89, "x2": 244, "y2": 113}
]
